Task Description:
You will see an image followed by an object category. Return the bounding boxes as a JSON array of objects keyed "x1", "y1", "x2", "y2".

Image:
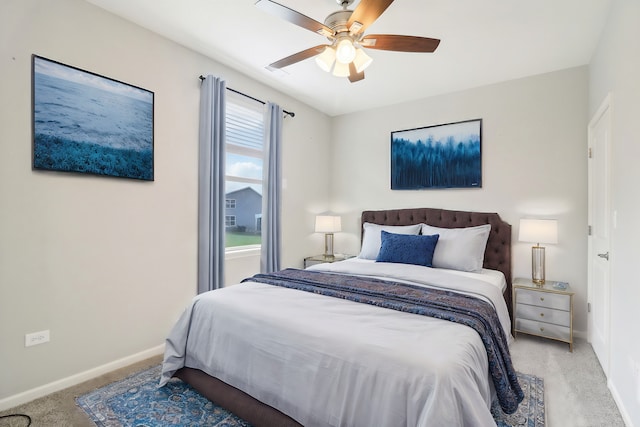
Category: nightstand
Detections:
[
  {"x1": 513, "y1": 277, "x2": 574, "y2": 352},
  {"x1": 304, "y1": 254, "x2": 354, "y2": 268}
]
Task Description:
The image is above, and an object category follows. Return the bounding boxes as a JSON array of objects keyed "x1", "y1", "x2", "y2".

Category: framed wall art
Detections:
[
  {"x1": 391, "y1": 119, "x2": 482, "y2": 190},
  {"x1": 32, "y1": 55, "x2": 154, "y2": 181}
]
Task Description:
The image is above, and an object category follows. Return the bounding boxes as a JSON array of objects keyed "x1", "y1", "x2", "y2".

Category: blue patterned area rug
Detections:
[
  {"x1": 77, "y1": 365, "x2": 544, "y2": 426},
  {"x1": 493, "y1": 372, "x2": 545, "y2": 427}
]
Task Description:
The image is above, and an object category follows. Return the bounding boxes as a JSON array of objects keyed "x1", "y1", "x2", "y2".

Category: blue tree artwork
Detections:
[
  {"x1": 391, "y1": 119, "x2": 482, "y2": 189},
  {"x1": 32, "y1": 55, "x2": 154, "y2": 180}
]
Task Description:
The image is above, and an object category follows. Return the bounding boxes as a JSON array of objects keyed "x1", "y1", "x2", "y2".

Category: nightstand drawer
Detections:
[
  {"x1": 515, "y1": 318, "x2": 571, "y2": 342},
  {"x1": 515, "y1": 288, "x2": 570, "y2": 311},
  {"x1": 515, "y1": 304, "x2": 570, "y2": 327}
]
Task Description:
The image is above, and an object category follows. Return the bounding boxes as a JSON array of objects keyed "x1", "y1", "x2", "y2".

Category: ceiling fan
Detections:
[{"x1": 255, "y1": 0, "x2": 440, "y2": 83}]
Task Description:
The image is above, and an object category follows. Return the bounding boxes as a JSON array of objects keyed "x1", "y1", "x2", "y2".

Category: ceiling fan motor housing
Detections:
[{"x1": 324, "y1": 10, "x2": 353, "y2": 35}]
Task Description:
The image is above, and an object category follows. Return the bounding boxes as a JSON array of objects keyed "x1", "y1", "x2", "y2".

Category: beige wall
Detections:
[
  {"x1": 330, "y1": 67, "x2": 589, "y2": 333},
  {"x1": 589, "y1": 0, "x2": 640, "y2": 425},
  {"x1": 0, "y1": 0, "x2": 331, "y2": 407}
]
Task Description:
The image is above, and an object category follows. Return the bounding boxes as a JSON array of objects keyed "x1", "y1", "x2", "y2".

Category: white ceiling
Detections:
[{"x1": 85, "y1": 0, "x2": 612, "y2": 117}]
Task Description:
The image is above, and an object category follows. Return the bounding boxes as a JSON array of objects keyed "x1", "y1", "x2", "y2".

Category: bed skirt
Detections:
[{"x1": 174, "y1": 367, "x2": 303, "y2": 427}]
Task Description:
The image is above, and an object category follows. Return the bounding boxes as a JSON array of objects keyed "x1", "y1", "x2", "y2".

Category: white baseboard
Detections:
[
  {"x1": 608, "y1": 380, "x2": 634, "y2": 427},
  {"x1": 0, "y1": 344, "x2": 164, "y2": 412}
]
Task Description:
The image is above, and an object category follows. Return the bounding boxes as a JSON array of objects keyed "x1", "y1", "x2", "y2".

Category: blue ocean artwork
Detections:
[
  {"x1": 32, "y1": 56, "x2": 154, "y2": 180},
  {"x1": 391, "y1": 119, "x2": 482, "y2": 189}
]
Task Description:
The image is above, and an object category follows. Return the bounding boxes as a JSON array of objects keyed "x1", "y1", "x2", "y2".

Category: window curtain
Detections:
[
  {"x1": 198, "y1": 75, "x2": 226, "y2": 293},
  {"x1": 261, "y1": 102, "x2": 283, "y2": 273}
]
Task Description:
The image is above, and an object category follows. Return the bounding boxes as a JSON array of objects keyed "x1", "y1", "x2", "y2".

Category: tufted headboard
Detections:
[{"x1": 361, "y1": 207, "x2": 513, "y2": 320}]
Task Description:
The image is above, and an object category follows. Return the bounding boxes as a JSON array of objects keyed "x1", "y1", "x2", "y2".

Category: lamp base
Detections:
[
  {"x1": 531, "y1": 245, "x2": 546, "y2": 285},
  {"x1": 324, "y1": 233, "x2": 335, "y2": 258}
]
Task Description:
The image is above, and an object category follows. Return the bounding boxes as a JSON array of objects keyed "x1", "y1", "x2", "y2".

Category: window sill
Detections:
[{"x1": 225, "y1": 246, "x2": 261, "y2": 260}]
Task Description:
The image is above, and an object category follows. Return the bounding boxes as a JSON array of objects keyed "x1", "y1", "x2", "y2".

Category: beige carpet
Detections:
[
  {"x1": 509, "y1": 334, "x2": 625, "y2": 427},
  {"x1": 0, "y1": 356, "x2": 161, "y2": 427},
  {"x1": 0, "y1": 337, "x2": 626, "y2": 426}
]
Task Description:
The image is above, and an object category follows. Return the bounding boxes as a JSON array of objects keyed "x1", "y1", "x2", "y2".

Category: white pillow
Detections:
[
  {"x1": 421, "y1": 223, "x2": 491, "y2": 272},
  {"x1": 358, "y1": 223, "x2": 423, "y2": 260}
]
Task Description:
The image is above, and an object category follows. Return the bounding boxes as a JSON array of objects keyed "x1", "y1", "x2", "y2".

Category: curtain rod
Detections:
[{"x1": 199, "y1": 75, "x2": 295, "y2": 118}]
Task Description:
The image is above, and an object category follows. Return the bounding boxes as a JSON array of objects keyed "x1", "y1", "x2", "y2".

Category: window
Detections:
[
  {"x1": 225, "y1": 92, "x2": 264, "y2": 250},
  {"x1": 225, "y1": 215, "x2": 236, "y2": 227}
]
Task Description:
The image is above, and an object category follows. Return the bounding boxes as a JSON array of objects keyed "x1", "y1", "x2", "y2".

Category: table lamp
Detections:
[
  {"x1": 315, "y1": 215, "x2": 342, "y2": 258},
  {"x1": 519, "y1": 218, "x2": 558, "y2": 285}
]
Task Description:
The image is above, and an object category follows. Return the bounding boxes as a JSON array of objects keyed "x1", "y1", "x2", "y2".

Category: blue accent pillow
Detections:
[{"x1": 375, "y1": 231, "x2": 440, "y2": 267}]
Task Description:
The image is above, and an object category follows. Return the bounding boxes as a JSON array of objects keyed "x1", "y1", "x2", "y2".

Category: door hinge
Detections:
[
  {"x1": 588, "y1": 147, "x2": 593, "y2": 158},
  {"x1": 588, "y1": 302, "x2": 591, "y2": 313},
  {"x1": 588, "y1": 225, "x2": 592, "y2": 236}
]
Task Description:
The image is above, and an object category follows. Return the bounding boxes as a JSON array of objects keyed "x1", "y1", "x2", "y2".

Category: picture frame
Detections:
[
  {"x1": 391, "y1": 119, "x2": 482, "y2": 190},
  {"x1": 32, "y1": 55, "x2": 154, "y2": 181}
]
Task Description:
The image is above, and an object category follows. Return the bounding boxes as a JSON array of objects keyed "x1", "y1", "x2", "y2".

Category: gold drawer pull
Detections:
[
  {"x1": 540, "y1": 327, "x2": 545, "y2": 332},
  {"x1": 540, "y1": 297, "x2": 545, "y2": 301},
  {"x1": 540, "y1": 313, "x2": 544, "y2": 317}
]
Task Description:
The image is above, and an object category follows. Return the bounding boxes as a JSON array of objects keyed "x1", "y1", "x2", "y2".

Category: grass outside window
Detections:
[{"x1": 226, "y1": 231, "x2": 261, "y2": 248}]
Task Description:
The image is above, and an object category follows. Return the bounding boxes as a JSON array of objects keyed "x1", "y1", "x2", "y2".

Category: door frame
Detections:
[{"x1": 587, "y1": 92, "x2": 613, "y2": 375}]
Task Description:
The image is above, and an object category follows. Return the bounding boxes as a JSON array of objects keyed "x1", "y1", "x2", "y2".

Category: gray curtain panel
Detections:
[
  {"x1": 198, "y1": 75, "x2": 226, "y2": 293},
  {"x1": 261, "y1": 102, "x2": 283, "y2": 273}
]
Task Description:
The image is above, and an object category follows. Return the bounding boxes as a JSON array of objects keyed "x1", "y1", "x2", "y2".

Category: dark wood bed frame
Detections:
[{"x1": 174, "y1": 207, "x2": 512, "y2": 427}]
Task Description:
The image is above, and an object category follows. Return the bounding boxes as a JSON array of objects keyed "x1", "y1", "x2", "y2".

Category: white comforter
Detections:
[{"x1": 161, "y1": 259, "x2": 512, "y2": 427}]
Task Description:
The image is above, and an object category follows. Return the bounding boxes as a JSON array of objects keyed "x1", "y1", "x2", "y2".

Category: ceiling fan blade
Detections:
[
  {"x1": 347, "y1": 0, "x2": 394, "y2": 34},
  {"x1": 255, "y1": 0, "x2": 333, "y2": 37},
  {"x1": 267, "y1": 45, "x2": 329, "y2": 69},
  {"x1": 361, "y1": 34, "x2": 440, "y2": 52},
  {"x1": 348, "y1": 63, "x2": 365, "y2": 83}
]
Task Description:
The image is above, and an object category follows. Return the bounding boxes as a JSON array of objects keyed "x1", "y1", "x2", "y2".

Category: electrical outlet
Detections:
[{"x1": 25, "y1": 330, "x2": 50, "y2": 347}]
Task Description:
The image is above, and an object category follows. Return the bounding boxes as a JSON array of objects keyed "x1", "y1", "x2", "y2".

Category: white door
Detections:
[{"x1": 587, "y1": 94, "x2": 612, "y2": 375}]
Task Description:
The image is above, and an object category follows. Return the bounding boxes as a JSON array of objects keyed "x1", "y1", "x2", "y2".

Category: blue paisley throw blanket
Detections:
[{"x1": 244, "y1": 268, "x2": 524, "y2": 414}]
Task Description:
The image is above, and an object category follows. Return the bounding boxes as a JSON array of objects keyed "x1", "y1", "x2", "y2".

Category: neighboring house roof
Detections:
[{"x1": 225, "y1": 187, "x2": 261, "y2": 198}]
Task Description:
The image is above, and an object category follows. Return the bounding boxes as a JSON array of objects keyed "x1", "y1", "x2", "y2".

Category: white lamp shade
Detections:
[
  {"x1": 315, "y1": 215, "x2": 342, "y2": 233},
  {"x1": 332, "y1": 61, "x2": 350, "y2": 77},
  {"x1": 315, "y1": 46, "x2": 336, "y2": 72},
  {"x1": 335, "y1": 38, "x2": 356, "y2": 64},
  {"x1": 353, "y1": 48, "x2": 373, "y2": 73},
  {"x1": 519, "y1": 219, "x2": 558, "y2": 244}
]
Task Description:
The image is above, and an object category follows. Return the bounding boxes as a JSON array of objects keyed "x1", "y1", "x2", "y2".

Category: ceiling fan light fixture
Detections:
[
  {"x1": 353, "y1": 47, "x2": 373, "y2": 73},
  {"x1": 315, "y1": 46, "x2": 336, "y2": 72},
  {"x1": 332, "y1": 60, "x2": 350, "y2": 77},
  {"x1": 256, "y1": 0, "x2": 441, "y2": 84},
  {"x1": 335, "y1": 38, "x2": 356, "y2": 64}
]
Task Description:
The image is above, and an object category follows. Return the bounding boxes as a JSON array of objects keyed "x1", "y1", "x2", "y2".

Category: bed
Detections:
[{"x1": 161, "y1": 207, "x2": 521, "y2": 426}]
